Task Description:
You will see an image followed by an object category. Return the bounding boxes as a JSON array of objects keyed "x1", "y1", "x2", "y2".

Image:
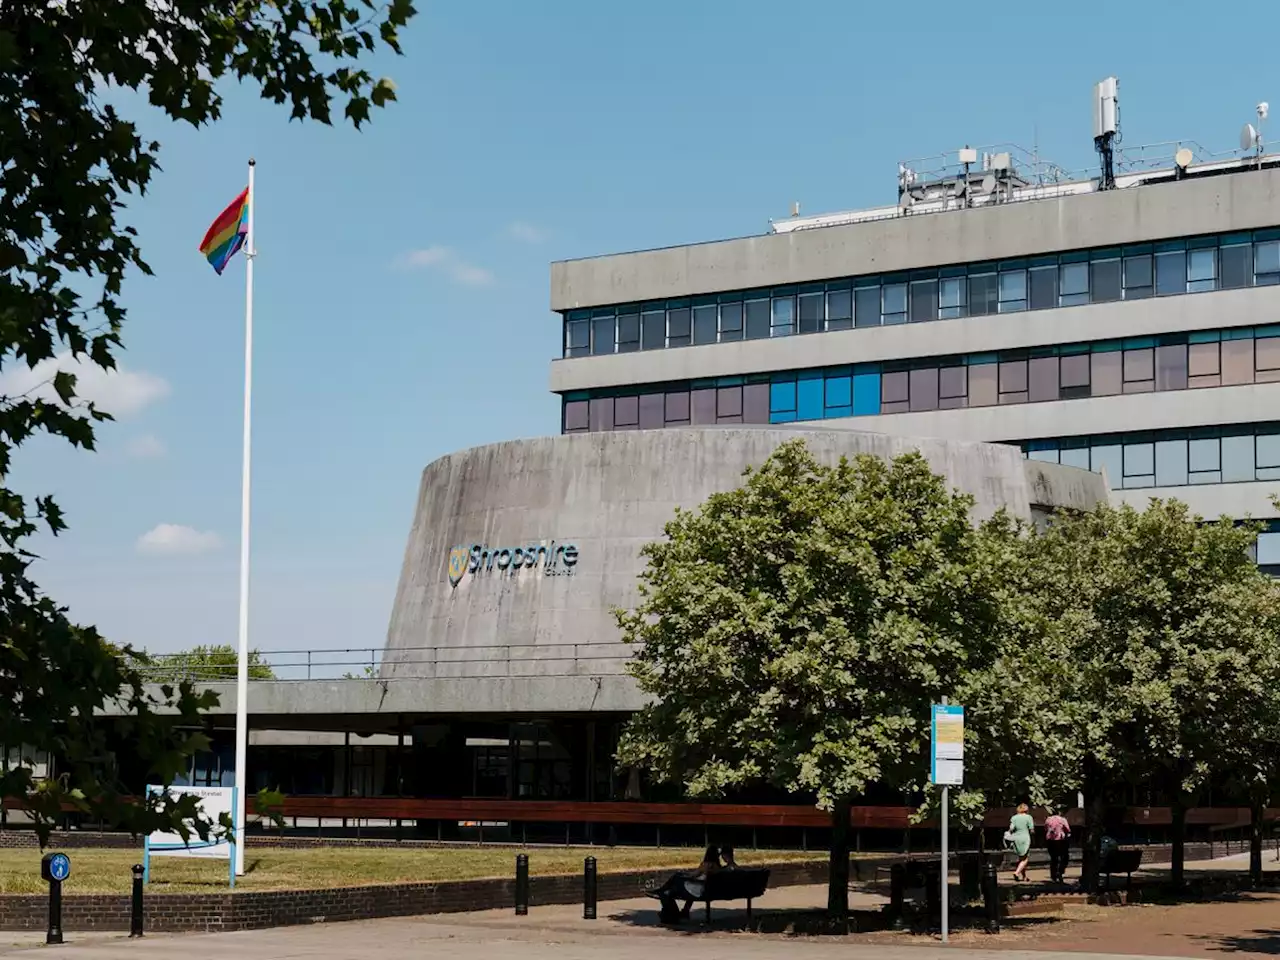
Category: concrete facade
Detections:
[
  {"x1": 550, "y1": 285, "x2": 1277, "y2": 394},
  {"x1": 379, "y1": 428, "x2": 1107, "y2": 708},
  {"x1": 549, "y1": 161, "x2": 1280, "y2": 541},
  {"x1": 551, "y1": 168, "x2": 1280, "y2": 310}
]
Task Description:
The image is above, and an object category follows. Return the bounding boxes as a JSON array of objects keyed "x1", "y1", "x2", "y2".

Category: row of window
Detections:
[
  {"x1": 562, "y1": 229, "x2": 1280, "y2": 358},
  {"x1": 1021, "y1": 425, "x2": 1280, "y2": 491},
  {"x1": 561, "y1": 325, "x2": 1280, "y2": 430}
]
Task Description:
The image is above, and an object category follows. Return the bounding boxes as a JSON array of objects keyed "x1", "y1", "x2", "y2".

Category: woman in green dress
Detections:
[{"x1": 1006, "y1": 803, "x2": 1035, "y2": 882}]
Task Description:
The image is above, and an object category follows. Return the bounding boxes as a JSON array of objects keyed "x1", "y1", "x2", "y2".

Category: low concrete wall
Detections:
[{"x1": 0, "y1": 858, "x2": 830, "y2": 933}]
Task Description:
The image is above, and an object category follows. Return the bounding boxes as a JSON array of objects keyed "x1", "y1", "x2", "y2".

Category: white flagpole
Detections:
[{"x1": 233, "y1": 158, "x2": 256, "y2": 877}]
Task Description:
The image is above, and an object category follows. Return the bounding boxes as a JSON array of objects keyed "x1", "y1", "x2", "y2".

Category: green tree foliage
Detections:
[
  {"x1": 615, "y1": 439, "x2": 1013, "y2": 923},
  {"x1": 140, "y1": 645, "x2": 276, "y2": 682},
  {"x1": 959, "y1": 500, "x2": 1280, "y2": 890},
  {"x1": 0, "y1": 0, "x2": 414, "y2": 845}
]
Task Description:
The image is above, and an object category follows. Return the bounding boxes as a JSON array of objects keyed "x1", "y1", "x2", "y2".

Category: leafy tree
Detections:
[
  {"x1": 615, "y1": 440, "x2": 1012, "y2": 925},
  {"x1": 0, "y1": 0, "x2": 414, "y2": 844},
  {"x1": 140, "y1": 645, "x2": 276, "y2": 682},
  {"x1": 959, "y1": 500, "x2": 1275, "y2": 891}
]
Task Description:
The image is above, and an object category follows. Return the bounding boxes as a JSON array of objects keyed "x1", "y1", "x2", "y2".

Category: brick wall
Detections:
[{"x1": 0, "y1": 858, "x2": 831, "y2": 933}]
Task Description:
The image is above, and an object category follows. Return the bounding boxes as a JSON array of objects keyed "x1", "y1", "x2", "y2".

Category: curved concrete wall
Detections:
[{"x1": 382, "y1": 428, "x2": 1107, "y2": 692}]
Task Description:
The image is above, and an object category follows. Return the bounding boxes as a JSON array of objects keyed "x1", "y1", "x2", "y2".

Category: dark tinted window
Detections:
[
  {"x1": 969, "y1": 274, "x2": 998, "y2": 316},
  {"x1": 1090, "y1": 259, "x2": 1122, "y2": 302}
]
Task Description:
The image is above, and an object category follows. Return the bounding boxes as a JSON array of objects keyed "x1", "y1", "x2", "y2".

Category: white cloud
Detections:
[
  {"x1": 125, "y1": 433, "x2": 166, "y2": 459},
  {"x1": 0, "y1": 352, "x2": 169, "y2": 417},
  {"x1": 137, "y1": 524, "x2": 221, "y2": 556},
  {"x1": 394, "y1": 246, "x2": 494, "y2": 286},
  {"x1": 505, "y1": 221, "x2": 549, "y2": 244}
]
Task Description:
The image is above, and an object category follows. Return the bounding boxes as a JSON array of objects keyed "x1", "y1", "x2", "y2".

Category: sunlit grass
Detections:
[{"x1": 0, "y1": 845, "x2": 820, "y2": 895}]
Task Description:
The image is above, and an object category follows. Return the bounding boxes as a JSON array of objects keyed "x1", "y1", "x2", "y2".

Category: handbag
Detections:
[{"x1": 1002, "y1": 829, "x2": 1017, "y2": 849}]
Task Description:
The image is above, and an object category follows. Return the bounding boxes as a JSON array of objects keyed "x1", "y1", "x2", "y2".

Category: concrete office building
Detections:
[
  {"x1": 550, "y1": 89, "x2": 1280, "y2": 574},
  {"x1": 83, "y1": 81, "x2": 1276, "y2": 834}
]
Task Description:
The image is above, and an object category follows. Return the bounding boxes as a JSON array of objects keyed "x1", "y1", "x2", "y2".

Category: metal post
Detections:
[
  {"x1": 941, "y1": 694, "x2": 949, "y2": 944},
  {"x1": 47, "y1": 878, "x2": 62, "y2": 945},
  {"x1": 515, "y1": 854, "x2": 529, "y2": 916},
  {"x1": 130, "y1": 864, "x2": 144, "y2": 938},
  {"x1": 583, "y1": 856, "x2": 597, "y2": 920}
]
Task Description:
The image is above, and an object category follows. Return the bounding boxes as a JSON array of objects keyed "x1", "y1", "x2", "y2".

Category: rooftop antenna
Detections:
[
  {"x1": 1093, "y1": 76, "x2": 1119, "y2": 190},
  {"x1": 791, "y1": 201, "x2": 801, "y2": 217},
  {"x1": 1254, "y1": 101, "x2": 1269, "y2": 166},
  {"x1": 958, "y1": 146, "x2": 977, "y2": 208}
]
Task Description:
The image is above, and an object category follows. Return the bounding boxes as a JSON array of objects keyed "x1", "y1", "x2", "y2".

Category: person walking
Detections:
[
  {"x1": 1044, "y1": 809, "x2": 1072, "y2": 883},
  {"x1": 1005, "y1": 804, "x2": 1035, "y2": 882}
]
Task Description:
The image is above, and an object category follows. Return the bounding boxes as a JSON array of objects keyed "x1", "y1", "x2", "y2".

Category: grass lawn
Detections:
[{"x1": 0, "y1": 846, "x2": 820, "y2": 895}]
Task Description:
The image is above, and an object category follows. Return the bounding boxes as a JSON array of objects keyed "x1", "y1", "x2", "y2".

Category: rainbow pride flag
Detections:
[{"x1": 199, "y1": 187, "x2": 250, "y2": 274}]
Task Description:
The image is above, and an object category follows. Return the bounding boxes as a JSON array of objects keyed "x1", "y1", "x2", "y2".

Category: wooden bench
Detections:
[
  {"x1": 1101, "y1": 848, "x2": 1142, "y2": 890},
  {"x1": 647, "y1": 868, "x2": 770, "y2": 924}
]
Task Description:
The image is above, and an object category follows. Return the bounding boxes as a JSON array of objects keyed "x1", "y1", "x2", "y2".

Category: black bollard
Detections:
[
  {"x1": 130, "y1": 864, "x2": 145, "y2": 938},
  {"x1": 924, "y1": 864, "x2": 941, "y2": 921},
  {"x1": 583, "y1": 856, "x2": 597, "y2": 920},
  {"x1": 47, "y1": 876, "x2": 62, "y2": 945},
  {"x1": 515, "y1": 854, "x2": 529, "y2": 916},
  {"x1": 981, "y1": 860, "x2": 1000, "y2": 934},
  {"x1": 40, "y1": 853, "x2": 69, "y2": 946},
  {"x1": 889, "y1": 862, "x2": 906, "y2": 930}
]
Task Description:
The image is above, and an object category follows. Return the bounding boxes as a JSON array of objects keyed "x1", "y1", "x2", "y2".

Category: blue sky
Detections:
[{"x1": 15, "y1": 1, "x2": 1280, "y2": 656}]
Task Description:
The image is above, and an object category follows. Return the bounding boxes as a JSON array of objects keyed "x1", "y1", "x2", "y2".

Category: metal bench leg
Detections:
[
  {"x1": 705, "y1": 900, "x2": 711, "y2": 924},
  {"x1": 746, "y1": 899, "x2": 752, "y2": 927}
]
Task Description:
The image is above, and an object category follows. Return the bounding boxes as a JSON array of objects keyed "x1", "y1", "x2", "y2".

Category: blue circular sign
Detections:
[{"x1": 48, "y1": 853, "x2": 70, "y2": 882}]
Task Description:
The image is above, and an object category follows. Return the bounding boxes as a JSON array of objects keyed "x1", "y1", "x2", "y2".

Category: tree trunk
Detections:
[
  {"x1": 1250, "y1": 788, "x2": 1266, "y2": 888},
  {"x1": 1080, "y1": 770, "x2": 1106, "y2": 893},
  {"x1": 828, "y1": 796, "x2": 851, "y2": 929},
  {"x1": 1171, "y1": 795, "x2": 1187, "y2": 889}
]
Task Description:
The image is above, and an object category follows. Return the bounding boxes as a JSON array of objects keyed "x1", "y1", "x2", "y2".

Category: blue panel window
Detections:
[
  {"x1": 825, "y1": 374, "x2": 852, "y2": 410},
  {"x1": 770, "y1": 380, "x2": 796, "y2": 411},
  {"x1": 797, "y1": 374, "x2": 824, "y2": 421},
  {"x1": 852, "y1": 370, "x2": 880, "y2": 415}
]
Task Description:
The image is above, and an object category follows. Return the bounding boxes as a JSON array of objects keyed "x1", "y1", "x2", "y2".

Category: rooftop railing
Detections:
[{"x1": 130, "y1": 643, "x2": 633, "y2": 684}]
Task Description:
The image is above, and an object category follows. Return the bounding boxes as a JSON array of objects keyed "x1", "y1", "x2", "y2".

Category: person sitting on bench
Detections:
[{"x1": 655, "y1": 846, "x2": 722, "y2": 922}]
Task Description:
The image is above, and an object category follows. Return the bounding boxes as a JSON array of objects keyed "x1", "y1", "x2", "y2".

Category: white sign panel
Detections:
[
  {"x1": 930, "y1": 704, "x2": 964, "y2": 786},
  {"x1": 144, "y1": 785, "x2": 237, "y2": 886}
]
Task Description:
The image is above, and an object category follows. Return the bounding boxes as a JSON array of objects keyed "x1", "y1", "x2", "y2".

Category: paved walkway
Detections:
[
  {"x1": 6, "y1": 851, "x2": 1279, "y2": 959},
  {"x1": 0, "y1": 918, "x2": 1188, "y2": 960}
]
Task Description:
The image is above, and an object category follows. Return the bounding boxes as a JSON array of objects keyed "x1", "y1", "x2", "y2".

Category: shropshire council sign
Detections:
[{"x1": 448, "y1": 540, "x2": 579, "y2": 587}]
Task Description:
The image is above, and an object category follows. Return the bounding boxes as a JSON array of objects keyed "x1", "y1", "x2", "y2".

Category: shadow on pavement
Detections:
[{"x1": 1192, "y1": 928, "x2": 1280, "y2": 955}]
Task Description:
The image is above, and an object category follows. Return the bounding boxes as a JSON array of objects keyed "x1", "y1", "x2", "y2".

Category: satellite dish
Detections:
[
  {"x1": 980, "y1": 174, "x2": 997, "y2": 195},
  {"x1": 952, "y1": 179, "x2": 967, "y2": 198},
  {"x1": 1174, "y1": 147, "x2": 1193, "y2": 170},
  {"x1": 899, "y1": 193, "x2": 914, "y2": 212},
  {"x1": 1242, "y1": 123, "x2": 1259, "y2": 152}
]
